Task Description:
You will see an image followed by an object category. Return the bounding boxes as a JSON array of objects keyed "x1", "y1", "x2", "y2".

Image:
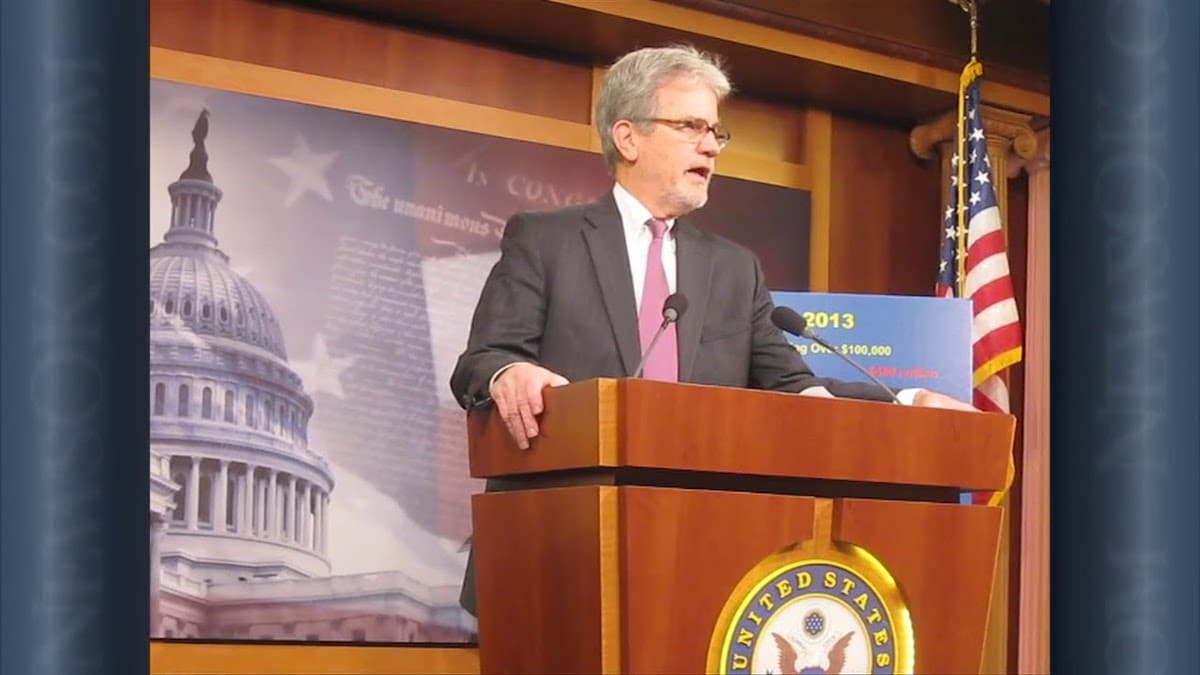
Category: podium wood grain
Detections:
[
  {"x1": 469, "y1": 379, "x2": 1013, "y2": 674},
  {"x1": 470, "y1": 379, "x2": 1011, "y2": 492}
]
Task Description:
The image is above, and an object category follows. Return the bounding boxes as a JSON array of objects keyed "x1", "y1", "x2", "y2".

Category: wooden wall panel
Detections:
[
  {"x1": 720, "y1": 95, "x2": 807, "y2": 165},
  {"x1": 827, "y1": 115, "x2": 941, "y2": 295},
  {"x1": 669, "y1": 0, "x2": 1050, "y2": 93},
  {"x1": 151, "y1": 0, "x2": 594, "y2": 123},
  {"x1": 151, "y1": 48, "x2": 598, "y2": 153},
  {"x1": 152, "y1": 0, "x2": 814, "y2": 190},
  {"x1": 151, "y1": 642, "x2": 478, "y2": 674},
  {"x1": 544, "y1": 0, "x2": 1048, "y2": 118}
]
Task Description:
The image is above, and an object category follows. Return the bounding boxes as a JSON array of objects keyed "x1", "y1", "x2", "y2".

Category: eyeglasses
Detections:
[{"x1": 635, "y1": 117, "x2": 731, "y2": 148}]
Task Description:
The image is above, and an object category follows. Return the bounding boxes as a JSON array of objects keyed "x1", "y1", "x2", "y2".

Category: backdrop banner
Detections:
[{"x1": 149, "y1": 78, "x2": 811, "y2": 644}]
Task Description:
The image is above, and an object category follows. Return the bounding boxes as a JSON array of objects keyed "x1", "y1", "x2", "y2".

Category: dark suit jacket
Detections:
[
  {"x1": 451, "y1": 192, "x2": 893, "y2": 406},
  {"x1": 449, "y1": 191, "x2": 891, "y2": 617}
]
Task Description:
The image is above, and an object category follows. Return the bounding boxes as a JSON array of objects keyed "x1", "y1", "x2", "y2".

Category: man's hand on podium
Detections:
[
  {"x1": 490, "y1": 362, "x2": 569, "y2": 449},
  {"x1": 912, "y1": 388, "x2": 979, "y2": 412}
]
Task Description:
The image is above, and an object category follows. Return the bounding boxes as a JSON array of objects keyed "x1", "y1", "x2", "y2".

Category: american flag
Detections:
[
  {"x1": 936, "y1": 63, "x2": 1023, "y2": 506},
  {"x1": 936, "y1": 62, "x2": 1023, "y2": 416}
]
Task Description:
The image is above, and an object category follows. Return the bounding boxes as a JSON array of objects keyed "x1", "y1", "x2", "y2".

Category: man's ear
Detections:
[{"x1": 611, "y1": 120, "x2": 639, "y2": 163}]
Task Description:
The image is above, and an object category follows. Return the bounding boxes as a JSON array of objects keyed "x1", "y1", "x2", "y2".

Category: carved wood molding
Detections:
[
  {"x1": 909, "y1": 105, "x2": 1036, "y2": 161},
  {"x1": 1009, "y1": 126, "x2": 1050, "y2": 178},
  {"x1": 663, "y1": 0, "x2": 1049, "y2": 94}
]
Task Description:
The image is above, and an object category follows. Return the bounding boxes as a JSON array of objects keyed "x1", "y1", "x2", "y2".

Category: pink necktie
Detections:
[{"x1": 638, "y1": 218, "x2": 678, "y2": 381}]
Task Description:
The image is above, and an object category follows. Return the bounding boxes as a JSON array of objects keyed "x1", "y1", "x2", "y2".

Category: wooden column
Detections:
[
  {"x1": 910, "y1": 106, "x2": 1036, "y2": 674},
  {"x1": 910, "y1": 105, "x2": 1037, "y2": 239},
  {"x1": 1009, "y1": 126, "x2": 1050, "y2": 674}
]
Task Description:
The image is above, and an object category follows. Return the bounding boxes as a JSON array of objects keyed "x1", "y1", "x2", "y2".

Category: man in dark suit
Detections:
[{"x1": 450, "y1": 45, "x2": 972, "y2": 617}]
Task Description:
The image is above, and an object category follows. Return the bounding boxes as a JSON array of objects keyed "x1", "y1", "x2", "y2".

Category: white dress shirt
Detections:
[{"x1": 612, "y1": 182, "x2": 676, "y2": 309}]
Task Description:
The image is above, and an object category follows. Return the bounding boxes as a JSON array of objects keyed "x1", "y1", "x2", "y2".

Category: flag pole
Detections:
[
  {"x1": 954, "y1": 0, "x2": 1013, "y2": 509},
  {"x1": 954, "y1": 0, "x2": 982, "y2": 297}
]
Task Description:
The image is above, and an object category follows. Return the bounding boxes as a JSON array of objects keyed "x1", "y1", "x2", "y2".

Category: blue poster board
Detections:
[{"x1": 769, "y1": 292, "x2": 973, "y2": 402}]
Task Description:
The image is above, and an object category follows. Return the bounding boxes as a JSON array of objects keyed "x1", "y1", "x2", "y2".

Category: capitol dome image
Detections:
[{"x1": 149, "y1": 109, "x2": 473, "y2": 642}]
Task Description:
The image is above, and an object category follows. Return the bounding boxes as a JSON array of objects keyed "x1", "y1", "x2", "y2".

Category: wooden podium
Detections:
[{"x1": 467, "y1": 378, "x2": 1014, "y2": 674}]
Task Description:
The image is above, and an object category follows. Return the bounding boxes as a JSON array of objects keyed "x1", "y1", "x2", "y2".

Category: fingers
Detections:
[
  {"x1": 492, "y1": 382, "x2": 530, "y2": 450},
  {"x1": 914, "y1": 389, "x2": 978, "y2": 412},
  {"x1": 516, "y1": 386, "x2": 539, "y2": 435},
  {"x1": 491, "y1": 368, "x2": 527, "y2": 449},
  {"x1": 490, "y1": 363, "x2": 568, "y2": 449},
  {"x1": 512, "y1": 370, "x2": 547, "y2": 445},
  {"x1": 526, "y1": 374, "x2": 552, "y2": 416}
]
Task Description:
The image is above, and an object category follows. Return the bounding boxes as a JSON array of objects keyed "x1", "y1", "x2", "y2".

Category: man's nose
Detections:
[{"x1": 697, "y1": 131, "x2": 722, "y2": 156}]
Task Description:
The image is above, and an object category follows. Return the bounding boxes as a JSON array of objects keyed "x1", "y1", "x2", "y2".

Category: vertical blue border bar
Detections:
[
  {"x1": 1053, "y1": 0, "x2": 1200, "y2": 672},
  {"x1": 1, "y1": 1, "x2": 149, "y2": 673}
]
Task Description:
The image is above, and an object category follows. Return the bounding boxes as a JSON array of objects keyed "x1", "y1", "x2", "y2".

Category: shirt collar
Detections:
[{"x1": 612, "y1": 182, "x2": 676, "y2": 239}]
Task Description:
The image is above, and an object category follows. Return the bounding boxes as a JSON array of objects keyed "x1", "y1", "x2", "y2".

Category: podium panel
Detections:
[
  {"x1": 473, "y1": 486, "x2": 1000, "y2": 674},
  {"x1": 471, "y1": 486, "x2": 616, "y2": 674},
  {"x1": 468, "y1": 380, "x2": 1014, "y2": 674}
]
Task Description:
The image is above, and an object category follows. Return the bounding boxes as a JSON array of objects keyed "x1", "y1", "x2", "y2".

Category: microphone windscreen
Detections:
[
  {"x1": 770, "y1": 306, "x2": 808, "y2": 336},
  {"x1": 663, "y1": 292, "x2": 689, "y2": 321}
]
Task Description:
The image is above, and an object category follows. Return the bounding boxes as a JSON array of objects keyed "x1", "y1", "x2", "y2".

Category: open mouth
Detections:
[{"x1": 686, "y1": 166, "x2": 712, "y2": 180}]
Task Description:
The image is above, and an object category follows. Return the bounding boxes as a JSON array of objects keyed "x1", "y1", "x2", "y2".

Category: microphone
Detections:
[
  {"x1": 633, "y1": 293, "x2": 688, "y2": 377},
  {"x1": 770, "y1": 306, "x2": 901, "y2": 404}
]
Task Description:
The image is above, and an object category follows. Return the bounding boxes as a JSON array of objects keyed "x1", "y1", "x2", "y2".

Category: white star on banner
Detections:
[
  {"x1": 292, "y1": 333, "x2": 357, "y2": 399},
  {"x1": 268, "y1": 134, "x2": 339, "y2": 207},
  {"x1": 974, "y1": 170, "x2": 991, "y2": 186},
  {"x1": 970, "y1": 191, "x2": 982, "y2": 205},
  {"x1": 969, "y1": 127, "x2": 985, "y2": 142},
  {"x1": 945, "y1": 225, "x2": 955, "y2": 239}
]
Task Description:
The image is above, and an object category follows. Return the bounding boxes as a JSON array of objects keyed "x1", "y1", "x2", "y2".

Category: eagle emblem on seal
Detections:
[{"x1": 770, "y1": 630, "x2": 855, "y2": 675}]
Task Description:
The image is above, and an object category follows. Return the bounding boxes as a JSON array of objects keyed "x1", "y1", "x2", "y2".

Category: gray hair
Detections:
[{"x1": 594, "y1": 45, "x2": 732, "y2": 167}]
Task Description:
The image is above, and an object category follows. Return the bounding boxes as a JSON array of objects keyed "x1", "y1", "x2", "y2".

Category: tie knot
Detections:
[{"x1": 646, "y1": 218, "x2": 668, "y2": 240}]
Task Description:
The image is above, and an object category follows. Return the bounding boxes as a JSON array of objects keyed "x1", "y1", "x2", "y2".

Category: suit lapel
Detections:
[
  {"x1": 674, "y1": 220, "x2": 712, "y2": 381},
  {"x1": 582, "y1": 195, "x2": 641, "y2": 375}
]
